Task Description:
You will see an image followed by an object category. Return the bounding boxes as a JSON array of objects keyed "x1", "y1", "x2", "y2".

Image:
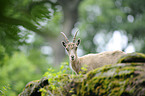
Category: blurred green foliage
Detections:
[
  {"x1": 0, "y1": 50, "x2": 50, "y2": 95},
  {"x1": 0, "y1": 24, "x2": 27, "y2": 55},
  {"x1": 0, "y1": 0, "x2": 57, "y2": 95},
  {"x1": 79, "y1": 0, "x2": 145, "y2": 54}
]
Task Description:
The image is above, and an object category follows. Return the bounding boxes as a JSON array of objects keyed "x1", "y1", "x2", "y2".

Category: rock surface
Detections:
[{"x1": 19, "y1": 52, "x2": 145, "y2": 96}]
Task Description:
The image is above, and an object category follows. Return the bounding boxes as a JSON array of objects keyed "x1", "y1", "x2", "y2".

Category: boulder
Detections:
[{"x1": 19, "y1": 52, "x2": 145, "y2": 96}]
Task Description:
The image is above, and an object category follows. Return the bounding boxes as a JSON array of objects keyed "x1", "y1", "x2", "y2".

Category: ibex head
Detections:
[{"x1": 61, "y1": 31, "x2": 80, "y2": 61}]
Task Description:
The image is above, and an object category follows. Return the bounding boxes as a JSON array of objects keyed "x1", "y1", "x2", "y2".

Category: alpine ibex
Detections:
[{"x1": 61, "y1": 31, "x2": 125, "y2": 74}]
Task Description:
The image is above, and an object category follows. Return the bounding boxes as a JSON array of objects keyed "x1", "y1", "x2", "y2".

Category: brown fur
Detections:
[{"x1": 72, "y1": 50, "x2": 125, "y2": 74}]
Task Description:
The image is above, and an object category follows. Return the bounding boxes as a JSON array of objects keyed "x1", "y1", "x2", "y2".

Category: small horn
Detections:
[
  {"x1": 73, "y1": 30, "x2": 79, "y2": 43},
  {"x1": 61, "y1": 32, "x2": 69, "y2": 43}
]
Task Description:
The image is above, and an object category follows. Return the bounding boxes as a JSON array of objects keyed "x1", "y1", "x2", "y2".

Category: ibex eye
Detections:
[{"x1": 66, "y1": 48, "x2": 69, "y2": 51}]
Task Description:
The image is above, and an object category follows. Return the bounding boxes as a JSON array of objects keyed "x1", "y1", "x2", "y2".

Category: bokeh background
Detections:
[{"x1": 0, "y1": 0, "x2": 145, "y2": 95}]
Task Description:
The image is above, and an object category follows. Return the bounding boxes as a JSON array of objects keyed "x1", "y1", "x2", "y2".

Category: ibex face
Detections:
[{"x1": 61, "y1": 31, "x2": 80, "y2": 61}]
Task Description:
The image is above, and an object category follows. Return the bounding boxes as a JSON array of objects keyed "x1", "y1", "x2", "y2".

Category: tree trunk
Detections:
[{"x1": 51, "y1": 0, "x2": 82, "y2": 66}]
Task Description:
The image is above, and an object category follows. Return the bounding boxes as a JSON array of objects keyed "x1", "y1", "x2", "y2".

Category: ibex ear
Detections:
[
  {"x1": 61, "y1": 41, "x2": 66, "y2": 48},
  {"x1": 76, "y1": 38, "x2": 81, "y2": 46}
]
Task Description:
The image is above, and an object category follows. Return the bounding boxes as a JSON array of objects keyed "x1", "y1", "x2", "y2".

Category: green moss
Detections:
[
  {"x1": 75, "y1": 61, "x2": 144, "y2": 96},
  {"x1": 42, "y1": 61, "x2": 144, "y2": 96},
  {"x1": 118, "y1": 52, "x2": 145, "y2": 63}
]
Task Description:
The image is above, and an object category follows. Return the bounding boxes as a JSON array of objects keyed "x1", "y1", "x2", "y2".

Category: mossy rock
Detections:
[
  {"x1": 76, "y1": 63, "x2": 145, "y2": 96},
  {"x1": 19, "y1": 53, "x2": 145, "y2": 96},
  {"x1": 19, "y1": 63, "x2": 145, "y2": 96},
  {"x1": 18, "y1": 77, "x2": 48, "y2": 96},
  {"x1": 118, "y1": 52, "x2": 145, "y2": 63}
]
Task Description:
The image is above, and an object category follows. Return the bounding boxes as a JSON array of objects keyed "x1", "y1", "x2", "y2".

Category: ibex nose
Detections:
[{"x1": 71, "y1": 55, "x2": 74, "y2": 60}]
